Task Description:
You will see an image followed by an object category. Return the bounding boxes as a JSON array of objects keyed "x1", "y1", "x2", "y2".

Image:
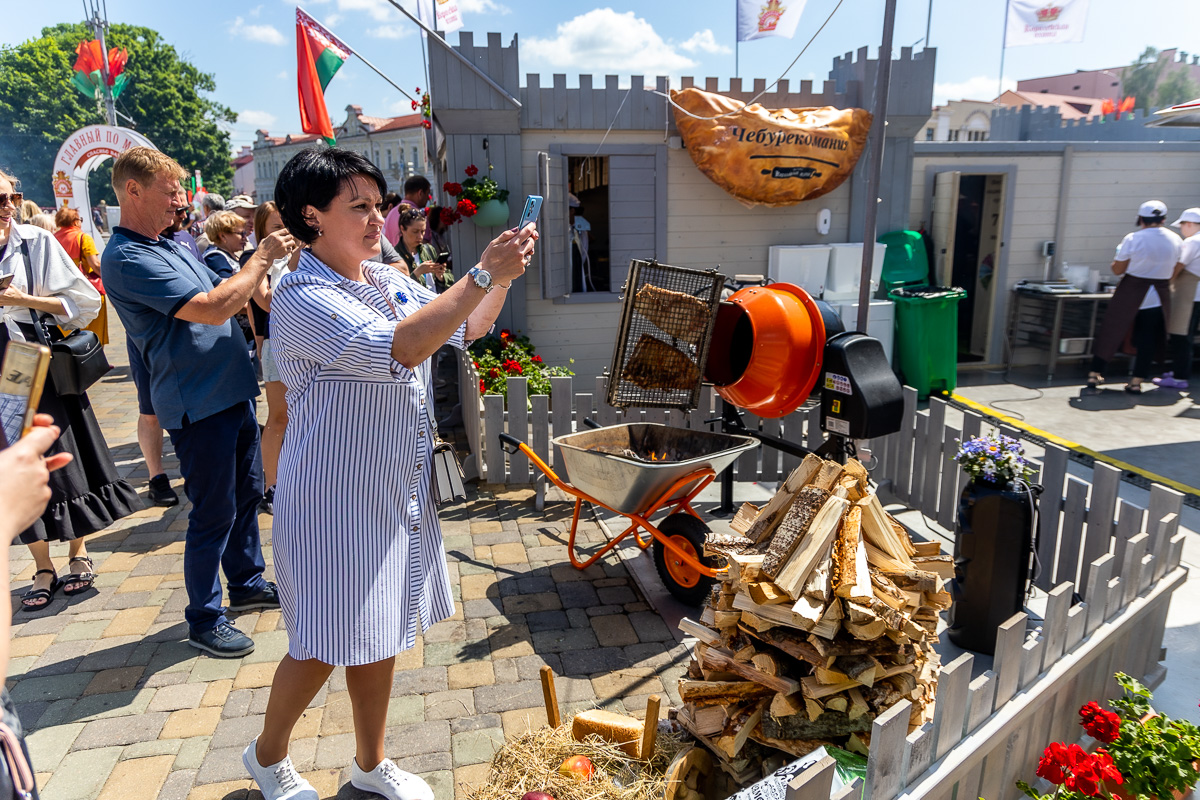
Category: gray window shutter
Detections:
[
  {"x1": 538, "y1": 151, "x2": 569, "y2": 299},
  {"x1": 607, "y1": 153, "x2": 658, "y2": 290}
]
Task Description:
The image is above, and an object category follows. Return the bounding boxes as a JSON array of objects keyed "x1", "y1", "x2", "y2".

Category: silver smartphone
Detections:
[{"x1": 513, "y1": 195, "x2": 543, "y2": 233}]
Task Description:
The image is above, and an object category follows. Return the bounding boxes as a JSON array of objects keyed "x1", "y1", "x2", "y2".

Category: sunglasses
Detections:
[
  {"x1": 0, "y1": 192, "x2": 24, "y2": 207},
  {"x1": 174, "y1": 207, "x2": 189, "y2": 216}
]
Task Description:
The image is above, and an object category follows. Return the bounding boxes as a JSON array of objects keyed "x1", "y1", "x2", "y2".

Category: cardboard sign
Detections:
[{"x1": 672, "y1": 88, "x2": 872, "y2": 207}]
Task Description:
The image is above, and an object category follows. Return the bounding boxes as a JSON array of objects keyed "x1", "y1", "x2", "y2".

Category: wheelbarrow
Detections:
[{"x1": 498, "y1": 423, "x2": 758, "y2": 605}]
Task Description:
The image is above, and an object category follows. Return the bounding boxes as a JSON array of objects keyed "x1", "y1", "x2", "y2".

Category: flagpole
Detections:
[
  {"x1": 998, "y1": 0, "x2": 1009, "y2": 98},
  {"x1": 299, "y1": 6, "x2": 419, "y2": 104}
]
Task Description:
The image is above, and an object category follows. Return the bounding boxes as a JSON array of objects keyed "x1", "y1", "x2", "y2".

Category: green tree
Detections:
[
  {"x1": 0, "y1": 21, "x2": 235, "y2": 207},
  {"x1": 1154, "y1": 67, "x2": 1200, "y2": 109},
  {"x1": 1121, "y1": 47, "x2": 1166, "y2": 113}
]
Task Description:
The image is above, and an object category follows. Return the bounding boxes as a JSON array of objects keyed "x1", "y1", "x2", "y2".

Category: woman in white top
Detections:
[
  {"x1": 242, "y1": 147, "x2": 533, "y2": 800},
  {"x1": 0, "y1": 170, "x2": 140, "y2": 610},
  {"x1": 1087, "y1": 200, "x2": 1182, "y2": 393}
]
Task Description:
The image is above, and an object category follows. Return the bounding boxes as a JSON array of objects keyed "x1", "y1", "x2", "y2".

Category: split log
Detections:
[
  {"x1": 883, "y1": 568, "x2": 942, "y2": 593},
  {"x1": 833, "y1": 506, "x2": 873, "y2": 600},
  {"x1": 726, "y1": 552, "x2": 764, "y2": 583},
  {"x1": 737, "y1": 611, "x2": 778, "y2": 634},
  {"x1": 679, "y1": 680, "x2": 773, "y2": 706},
  {"x1": 698, "y1": 646, "x2": 801, "y2": 695},
  {"x1": 751, "y1": 653, "x2": 780, "y2": 677},
  {"x1": 805, "y1": 698, "x2": 824, "y2": 722},
  {"x1": 770, "y1": 691, "x2": 806, "y2": 718},
  {"x1": 924, "y1": 588, "x2": 952, "y2": 609},
  {"x1": 732, "y1": 645, "x2": 756, "y2": 663},
  {"x1": 761, "y1": 709, "x2": 872, "y2": 740},
  {"x1": 807, "y1": 633, "x2": 913, "y2": 660},
  {"x1": 811, "y1": 596, "x2": 844, "y2": 640},
  {"x1": 865, "y1": 542, "x2": 911, "y2": 573},
  {"x1": 846, "y1": 732, "x2": 870, "y2": 756},
  {"x1": 834, "y1": 654, "x2": 880, "y2": 687},
  {"x1": 801, "y1": 675, "x2": 860, "y2": 699},
  {"x1": 801, "y1": 547, "x2": 834, "y2": 604},
  {"x1": 790, "y1": 593, "x2": 825, "y2": 627},
  {"x1": 753, "y1": 628, "x2": 825, "y2": 669},
  {"x1": 911, "y1": 540, "x2": 941, "y2": 557},
  {"x1": 748, "y1": 728, "x2": 824, "y2": 759},
  {"x1": 814, "y1": 665, "x2": 850, "y2": 684},
  {"x1": 746, "y1": 581, "x2": 791, "y2": 606},
  {"x1": 687, "y1": 705, "x2": 728, "y2": 736},
  {"x1": 912, "y1": 555, "x2": 954, "y2": 580},
  {"x1": 730, "y1": 502, "x2": 760, "y2": 535},
  {"x1": 704, "y1": 532, "x2": 754, "y2": 558},
  {"x1": 761, "y1": 486, "x2": 830, "y2": 579},
  {"x1": 718, "y1": 701, "x2": 765, "y2": 759},
  {"x1": 678, "y1": 617, "x2": 720, "y2": 646},
  {"x1": 733, "y1": 592, "x2": 815, "y2": 631},
  {"x1": 860, "y1": 494, "x2": 916, "y2": 566},
  {"x1": 773, "y1": 496, "x2": 849, "y2": 593},
  {"x1": 712, "y1": 611, "x2": 741, "y2": 629},
  {"x1": 824, "y1": 695, "x2": 848, "y2": 713},
  {"x1": 745, "y1": 455, "x2": 824, "y2": 543},
  {"x1": 870, "y1": 570, "x2": 909, "y2": 611}
]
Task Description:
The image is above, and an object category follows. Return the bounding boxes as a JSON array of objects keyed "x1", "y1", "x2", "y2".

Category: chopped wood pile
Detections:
[{"x1": 672, "y1": 455, "x2": 950, "y2": 779}]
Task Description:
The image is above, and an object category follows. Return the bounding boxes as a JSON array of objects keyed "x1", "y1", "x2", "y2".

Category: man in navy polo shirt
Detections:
[{"x1": 102, "y1": 147, "x2": 298, "y2": 658}]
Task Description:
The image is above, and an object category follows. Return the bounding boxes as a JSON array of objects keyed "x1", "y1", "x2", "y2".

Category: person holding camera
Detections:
[{"x1": 244, "y1": 147, "x2": 532, "y2": 800}]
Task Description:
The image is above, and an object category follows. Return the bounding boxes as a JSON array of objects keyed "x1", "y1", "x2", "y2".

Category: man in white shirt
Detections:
[
  {"x1": 1087, "y1": 200, "x2": 1182, "y2": 393},
  {"x1": 1153, "y1": 207, "x2": 1200, "y2": 389}
]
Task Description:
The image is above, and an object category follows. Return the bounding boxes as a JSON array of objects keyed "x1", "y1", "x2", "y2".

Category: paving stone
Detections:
[
  {"x1": 161, "y1": 706, "x2": 223, "y2": 739},
  {"x1": 181, "y1": 777, "x2": 252, "y2": 799},
  {"x1": 623, "y1": 642, "x2": 680, "y2": 669},
  {"x1": 232, "y1": 661, "x2": 277, "y2": 689},
  {"x1": 222, "y1": 688, "x2": 253, "y2": 719},
  {"x1": 8, "y1": 634, "x2": 55, "y2": 658},
  {"x1": 24, "y1": 722, "x2": 84, "y2": 772},
  {"x1": 451, "y1": 727, "x2": 504, "y2": 767},
  {"x1": 425, "y1": 690, "x2": 476, "y2": 721},
  {"x1": 423, "y1": 620, "x2": 468, "y2": 643},
  {"x1": 105, "y1": 590, "x2": 152, "y2": 610},
  {"x1": 531, "y1": 627, "x2": 599, "y2": 654},
  {"x1": 102, "y1": 606, "x2": 160, "y2": 637},
  {"x1": 42, "y1": 746, "x2": 123, "y2": 800},
  {"x1": 96, "y1": 754, "x2": 174, "y2": 800},
  {"x1": 188, "y1": 655, "x2": 242, "y2": 683},
  {"x1": 591, "y1": 668, "x2": 664, "y2": 700},
  {"x1": 173, "y1": 735, "x2": 212, "y2": 770},
  {"x1": 624, "y1": 602, "x2": 650, "y2": 613},
  {"x1": 628, "y1": 611, "x2": 675, "y2": 642},
  {"x1": 499, "y1": 707, "x2": 547, "y2": 736},
  {"x1": 472, "y1": 530, "x2": 522, "y2": 546},
  {"x1": 449, "y1": 713, "x2": 500, "y2": 734},
  {"x1": 13, "y1": 701, "x2": 48, "y2": 730},
  {"x1": 83, "y1": 666, "x2": 144, "y2": 695},
  {"x1": 462, "y1": 597, "x2": 504, "y2": 619},
  {"x1": 386, "y1": 695, "x2": 425, "y2": 727},
  {"x1": 157, "y1": 768, "x2": 197, "y2": 800},
  {"x1": 148, "y1": 682, "x2": 207, "y2": 712},
  {"x1": 56, "y1": 619, "x2": 112, "y2": 642},
  {"x1": 392, "y1": 665, "x2": 448, "y2": 696},
  {"x1": 201, "y1": 678, "x2": 233, "y2": 707},
  {"x1": 195, "y1": 744, "x2": 251, "y2": 785},
  {"x1": 565, "y1": 607, "x2": 591, "y2": 628},
  {"x1": 72, "y1": 710, "x2": 168, "y2": 750},
  {"x1": 27, "y1": 640, "x2": 93, "y2": 676},
  {"x1": 381, "y1": 720, "x2": 452, "y2": 757},
  {"x1": 9, "y1": 672, "x2": 93, "y2": 704},
  {"x1": 122, "y1": 738, "x2": 183, "y2": 758},
  {"x1": 210, "y1": 713, "x2": 265, "y2": 749},
  {"x1": 448, "y1": 661, "x2": 495, "y2": 690},
  {"x1": 473, "y1": 681, "x2": 544, "y2": 714},
  {"x1": 489, "y1": 543, "x2": 528, "y2": 565},
  {"x1": 593, "y1": 578, "x2": 629, "y2": 589},
  {"x1": 492, "y1": 658, "x2": 518, "y2": 684},
  {"x1": 591, "y1": 615, "x2": 639, "y2": 647},
  {"x1": 557, "y1": 581, "x2": 601, "y2": 608},
  {"x1": 487, "y1": 624, "x2": 535, "y2": 659},
  {"x1": 502, "y1": 592, "x2": 562, "y2": 616},
  {"x1": 243, "y1": 629, "x2": 290, "y2": 664},
  {"x1": 597, "y1": 586, "x2": 637, "y2": 605},
  {"x1": 395, "y1": 751, "x2": 452, "y2": 775}
]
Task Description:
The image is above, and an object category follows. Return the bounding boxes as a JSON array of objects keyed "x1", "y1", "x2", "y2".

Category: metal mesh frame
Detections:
[{"x1": 606, "y1": 259, "x2": 725, "y2": 410}]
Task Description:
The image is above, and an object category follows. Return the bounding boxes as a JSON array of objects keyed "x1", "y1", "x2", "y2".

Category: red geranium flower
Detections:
[
  {"x1": 421, "y1": 119, "x2": 431, "y2": 129},
  {"x1": 499, "y1": 329, "x2": 512, "y2": 341},
  {"x1": 457, "y1": 198, "x2": 478, "y2": 217},
  {"x1": 411, "y1": 100, "x2": 419, "y2": 111},
  {"x1": 1036, "y1": 743, "x2": 1069, "y2": 785},
  {"x1": 502, "y1": 359, "x2": 522, "y2": 375},
  {"x1": 443, "y1": 182, "x2": 462, "y2": 196},
  {"x1": 473, "y1": 361, "x2": 480, "y2": 369},
  {"x1": 464, "y1": 164, "x2": 479, "y2": 177},
  {"x1": 479, "y1": 378, "x2": 486, "y2": 393},
  {"x1": 1079, "y1": 702, "x2": 1122, "y2": 743},
  {"x1": 1092, "y1": 749, "x2": 1123, "y2": 785},
  {"x1": 488, "y1": 367, "x2": 500, "y2": 378},
  {"x1": 532, "y1": 354, "x2": 543, "y2": 364}
]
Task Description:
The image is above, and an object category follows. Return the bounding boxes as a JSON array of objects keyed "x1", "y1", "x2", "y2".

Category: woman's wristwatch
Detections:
[{"x1": 468, "y1": 266, "x2": 494, "y2": 293}]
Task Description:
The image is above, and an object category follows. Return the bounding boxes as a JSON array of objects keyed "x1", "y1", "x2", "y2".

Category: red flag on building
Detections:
[
  {"x1": 296, "y1": 8, "x2": 351, "y2": 145},
  {"x1": 1117, "y1": 96, "x2": 1135, "y2": 114}
]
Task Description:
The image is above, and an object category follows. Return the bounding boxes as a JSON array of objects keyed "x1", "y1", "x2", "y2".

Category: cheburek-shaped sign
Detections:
[{"x1": 671, "y1": 87, "x2": 873, "y2": 207}]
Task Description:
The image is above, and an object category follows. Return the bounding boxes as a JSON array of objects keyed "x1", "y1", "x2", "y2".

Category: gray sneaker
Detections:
[
  {"x1": 188, "y1": 621, "x2": 255, "y2": 658},
  {"x1": 243, "y1": 738, "x2": 318, "y2": 800}
]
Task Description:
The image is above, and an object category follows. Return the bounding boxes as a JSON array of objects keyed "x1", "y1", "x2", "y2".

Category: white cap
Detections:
[
  {"x1": 1170, "y1": 207, "x2": 1200, "y2": 227},
  {"x1": 1138, "y1": 200, "x2": 1167, "y2": 218},
  {"x1": 225, "y1": 194, "x2": 256, "y2": 211}
]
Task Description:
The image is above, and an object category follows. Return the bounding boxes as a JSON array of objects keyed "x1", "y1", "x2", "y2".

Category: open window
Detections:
[{"x1": 538, "y1": 144, "x2": 666, "y2": 300}]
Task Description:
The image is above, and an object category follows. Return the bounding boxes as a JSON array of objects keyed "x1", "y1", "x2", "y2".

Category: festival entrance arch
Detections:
[{"x1": 51, "y1": 124, "x2": 155, "y2": 250}]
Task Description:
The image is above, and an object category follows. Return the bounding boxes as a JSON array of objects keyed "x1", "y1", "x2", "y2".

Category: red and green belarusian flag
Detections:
[
  {"x1": 296, "y1": 8, "x2": 352, "y2": 145},
  {"x1": 70, "y1": 39, "x2": 129, "y2": 101}
]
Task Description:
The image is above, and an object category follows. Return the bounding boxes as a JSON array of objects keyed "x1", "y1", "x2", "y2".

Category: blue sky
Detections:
[{"x1": 5, "y1": 0, "x2": 1195, "y2": 153}]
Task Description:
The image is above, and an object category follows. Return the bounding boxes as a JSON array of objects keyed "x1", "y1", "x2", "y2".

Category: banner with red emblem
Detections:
[
  {"x1": 1005, "y1": 0, "x2": 1089, "y2": 47},
  {"x1": 736, "y1": 0, "x2": 806, "y2": 42}
]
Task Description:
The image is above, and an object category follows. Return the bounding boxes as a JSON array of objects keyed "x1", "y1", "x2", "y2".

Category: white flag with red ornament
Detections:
[
  {"x1": 1005, "y1": 0, "x2": 1089, "y2": 46},
  {"x1": 417, "y1": 0, "x2": 464, "y2": 34},
  {"x1": 737, "y1": 0, "x2": 806, "y2": 42}
]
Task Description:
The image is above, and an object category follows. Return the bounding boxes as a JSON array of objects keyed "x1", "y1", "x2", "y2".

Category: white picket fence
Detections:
[{"x1": 455, "y1": 356, "x2": 1191, "y2": 800}]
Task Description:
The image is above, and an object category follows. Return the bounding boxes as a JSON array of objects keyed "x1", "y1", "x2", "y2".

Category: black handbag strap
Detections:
[{"x1": 18, "y1": 238, "x2": 52, "y2": 350}]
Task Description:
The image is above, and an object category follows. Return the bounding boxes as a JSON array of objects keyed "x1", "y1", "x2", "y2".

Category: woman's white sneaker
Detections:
[
  {"x1": 242, "y1": 739, "x2": 318, "y2": 800},
  {"x1": 351, "y1": 757, "x2": 435, "y2": 800}
]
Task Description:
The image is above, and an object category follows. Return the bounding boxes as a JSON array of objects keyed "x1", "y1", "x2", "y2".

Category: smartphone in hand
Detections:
[
  {"x1": 0, "y1": 273, "x2": 14, "y2": 291},
  {"x1": 0, "y1": 342, "x2": 51, "y2": 447},
  {"x1": 513, "y1": 195, "x2": 543, "y2": 234}
]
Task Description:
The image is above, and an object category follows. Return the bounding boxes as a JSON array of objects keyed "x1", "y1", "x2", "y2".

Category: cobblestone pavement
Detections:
[{"x1": 7, "y1": 317, "x2": 689, "y2": 799}]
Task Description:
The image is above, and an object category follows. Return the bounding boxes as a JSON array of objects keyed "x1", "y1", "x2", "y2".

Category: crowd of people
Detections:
[
  {"x1": 0, "y1": 146, "x2": 534, "y2": 800},
  {"x1": 1087, "y1": 200, "x2": 1200, "y2": 394}
]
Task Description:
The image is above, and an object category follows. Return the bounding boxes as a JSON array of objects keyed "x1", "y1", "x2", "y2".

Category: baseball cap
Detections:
[
  {"x1": 568, "y1": 193, "x2": 581, "y2": 208},
  {"x1": 225, "y1": 194, "x2": 256, "y2": 211},
  {"x1": 1170, "y1": 207, "x2": 1200, "y2": 227},
  {"x1": 1137, "y1": 200, "x2": 1167, "y2": 218}
]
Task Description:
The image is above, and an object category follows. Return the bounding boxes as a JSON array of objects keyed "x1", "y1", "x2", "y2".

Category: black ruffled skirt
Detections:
[{"x1": 4, "y1": 325, "x2": 142, "y2": 544}]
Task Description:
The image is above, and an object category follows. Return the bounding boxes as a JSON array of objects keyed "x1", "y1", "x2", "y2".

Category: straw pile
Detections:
[{"x1": 462, "y1": 718, "x2": 691, "y2": 800}]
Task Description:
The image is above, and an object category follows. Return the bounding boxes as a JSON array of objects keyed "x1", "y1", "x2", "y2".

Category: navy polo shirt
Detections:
[{"x1": 101, "y1": 226, "x2": 259, "y2": 429}]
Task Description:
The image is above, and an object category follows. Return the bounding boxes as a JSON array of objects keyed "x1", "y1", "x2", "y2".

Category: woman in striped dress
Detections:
[{"x1": 243, "y1": 147, "x2": 534, "y2": 800}]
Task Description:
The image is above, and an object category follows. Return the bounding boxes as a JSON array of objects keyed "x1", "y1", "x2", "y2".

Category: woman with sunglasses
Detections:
[{"x1": 0, "y1": 170, "x2": 141, "y2": 611}]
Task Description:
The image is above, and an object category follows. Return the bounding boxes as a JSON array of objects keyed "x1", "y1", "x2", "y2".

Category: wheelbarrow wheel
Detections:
[{"x1": 653, "y1": 513, "x2": 718, "y2": 606}]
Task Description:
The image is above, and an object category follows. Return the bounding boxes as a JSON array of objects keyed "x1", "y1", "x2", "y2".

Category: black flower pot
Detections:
[{"x1": 947, "y1": 479, "x2": 1037, "y2": 654}]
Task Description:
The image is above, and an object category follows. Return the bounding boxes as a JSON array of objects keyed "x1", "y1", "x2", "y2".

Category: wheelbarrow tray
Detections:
[{"x1": 552, "y1": 423, "x2": 758, "y2": 515}]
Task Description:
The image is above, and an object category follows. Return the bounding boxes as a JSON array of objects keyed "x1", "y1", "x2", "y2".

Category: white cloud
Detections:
[
  {"x1": 249, "y1": 4, "x2": 264, "y2": 18},
  {"x1": 679, "y1": 29, "x2": 730, "y2": 55},
  {"x1": 369, "y1": 24, "x2": 414, "y2": 39},
  {"x1": 323, "y1": 12, "x2": 343, "y2": 26},
  {"x1": 525, "y1": 9, "x2": 697, "y2": 75},
  {"x1": 231, "y1": 17, "x2": 286, "y2": 46},
  {"x1": 459, "y1": 0, "x2": 511, "y2": 13},
  {"x1": 334, "y1": 0, "x2": 399, "y2": 22},
  {"x1": 239, "y1": 110, "x2": 278, "y2": 128},
  {"x1": 276, "y1": 70, "x2": 289, "y2": 80},
  {"x1": 934, "y1": 75, "x2": 1016, "y2": 106}
]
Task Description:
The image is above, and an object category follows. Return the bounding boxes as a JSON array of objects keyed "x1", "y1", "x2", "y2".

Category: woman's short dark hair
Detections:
[
  {"x1": 275, "y1": 147, "x2": 387, "y2": 244},
  {"x1": 398, "y1": 208, "x2": 425, "y2": 229}
]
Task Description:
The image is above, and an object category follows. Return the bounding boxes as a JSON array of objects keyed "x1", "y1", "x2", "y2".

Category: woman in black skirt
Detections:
[{"x1": 0, "y1": 170, "x2": 141, "y2": 611}]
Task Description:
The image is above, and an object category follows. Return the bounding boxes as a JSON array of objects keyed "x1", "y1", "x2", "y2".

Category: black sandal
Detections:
[
  {"x1": 63, "y1": 557, "x2": 97, "y2": 595},
  {"x1": 1124, "y1": 383, "x2": 1143, "y2": 395},
  {"x1": 21, "y1": 570, "x2": 61, "y2": 612}
]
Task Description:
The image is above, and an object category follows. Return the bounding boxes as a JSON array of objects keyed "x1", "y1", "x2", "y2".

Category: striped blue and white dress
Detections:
[{"x1": 269, "y1": 250, "x2": 465, "y2": 666}]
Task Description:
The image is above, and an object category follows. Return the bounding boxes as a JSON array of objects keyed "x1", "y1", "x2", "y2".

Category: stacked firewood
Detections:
[{"x1": 672, "y1": 455, "x2": 951, "y2": 778}]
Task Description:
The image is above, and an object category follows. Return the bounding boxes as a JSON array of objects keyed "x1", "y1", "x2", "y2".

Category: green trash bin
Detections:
[
  {"x1": 888, "y1": 285, "x2": 966, "y2": 399},
  {"x1": 877, "y1": 230, "x2": 931, "y2": 294}
]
